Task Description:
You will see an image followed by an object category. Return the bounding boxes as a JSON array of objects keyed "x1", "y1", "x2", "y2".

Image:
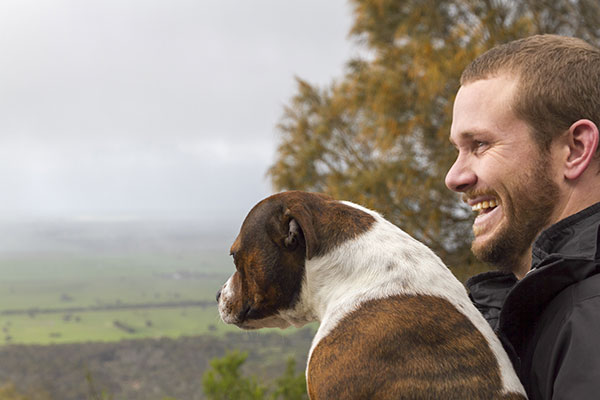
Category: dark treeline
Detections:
[{"x1": 0, "y1": 329, "x2": 314, "y2": 400}]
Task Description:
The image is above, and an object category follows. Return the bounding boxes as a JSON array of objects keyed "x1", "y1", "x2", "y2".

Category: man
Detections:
[{"x1": 445, "y1": 34, "x2": 600, "y2": 399}]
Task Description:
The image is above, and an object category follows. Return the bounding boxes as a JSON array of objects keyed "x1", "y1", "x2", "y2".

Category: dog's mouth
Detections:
[
  {"x1": 233, "y1": 303, "x2": 260, "y2": 329},
  {"x1": 240, "y1": 303, "x2": 253, "y2": 321},
  {"x1": 232, "y1": 302, "x2": 291, "y2": 330}
]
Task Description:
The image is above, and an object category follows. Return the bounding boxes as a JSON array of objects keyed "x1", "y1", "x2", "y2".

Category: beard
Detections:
[{"x1": 469, "y1": 158, "x2": 560, "y2": 273}]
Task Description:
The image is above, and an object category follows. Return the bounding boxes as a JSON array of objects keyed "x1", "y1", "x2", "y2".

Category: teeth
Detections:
[{"x1": 472, "y1": 199, "x2": 498, "y2": 211}]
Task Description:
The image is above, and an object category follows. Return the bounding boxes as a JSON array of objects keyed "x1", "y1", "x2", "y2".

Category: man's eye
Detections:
[{"x1": 473, "y1": 141, "x2": 488, "y2": 152}]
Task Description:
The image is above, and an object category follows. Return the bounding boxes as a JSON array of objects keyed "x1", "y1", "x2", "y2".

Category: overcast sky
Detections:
[{"x1": 0, "y1": 0, "x2": 355, "y2": 230}]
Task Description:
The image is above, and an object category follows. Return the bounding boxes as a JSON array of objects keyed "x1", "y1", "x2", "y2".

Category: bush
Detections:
[{"x1": 202, "y1": 351, "x2": 308, "y2": 400}]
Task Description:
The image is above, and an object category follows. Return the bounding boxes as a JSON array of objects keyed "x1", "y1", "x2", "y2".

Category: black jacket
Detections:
[{"x1": 467, "y1": 202, "x2": 600, "y2": 400}]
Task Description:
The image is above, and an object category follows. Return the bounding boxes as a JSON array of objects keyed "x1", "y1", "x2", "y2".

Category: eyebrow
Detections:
[
  {"x1": 449, "y1": 131, "x2": 475, "y2": 147},
  {"x1": 450, "y1": 129, "x2": 492, "y2": 146}
]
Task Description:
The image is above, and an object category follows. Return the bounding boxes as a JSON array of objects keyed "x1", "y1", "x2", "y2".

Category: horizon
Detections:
[{"x1": 0, "y1": 215, "x2": 242, "y2": 254}]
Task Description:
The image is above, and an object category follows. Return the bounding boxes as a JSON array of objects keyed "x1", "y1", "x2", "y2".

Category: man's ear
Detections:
[{"x1": 564, "y1": 119, "x2": 599, "y2": 180}]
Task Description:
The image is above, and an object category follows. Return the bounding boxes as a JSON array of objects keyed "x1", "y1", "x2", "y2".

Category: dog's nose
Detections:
[{"x1": 216, "y1": 289, "x2": 222, "y2": 302}]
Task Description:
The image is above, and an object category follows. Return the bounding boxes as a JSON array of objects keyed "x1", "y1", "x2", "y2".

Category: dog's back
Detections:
[
  {"x1": 309, "y1": 295, "x2": 524, "y2": 399},
  {"x1": 302, "y1": 200, "x2": 526, "y2": 399}
]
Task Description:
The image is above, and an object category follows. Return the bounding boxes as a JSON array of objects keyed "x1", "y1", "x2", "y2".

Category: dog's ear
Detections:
[
  {"x1": 284, "y1": 206, "x2": 317, "y2": 260},
  {"x1": 284, "y1": 218, "x2": 301, "y2": 251}
]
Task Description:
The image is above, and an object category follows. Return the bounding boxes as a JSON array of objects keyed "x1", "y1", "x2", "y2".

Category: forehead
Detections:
[
  {"x1": 450, "y1": 76, "x2": 523, "y2": 144},
  {"x1": 231, "y1": 197, "x2": 281, "y2": 252}
]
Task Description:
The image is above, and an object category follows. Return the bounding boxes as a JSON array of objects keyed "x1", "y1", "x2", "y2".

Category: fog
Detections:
[{"x1": 0, "y1": 0, "x2": 354, "y2": 248}]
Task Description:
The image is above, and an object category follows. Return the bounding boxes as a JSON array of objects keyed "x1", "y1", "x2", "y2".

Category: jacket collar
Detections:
[
  {"x1": 467, "y1": 202, "x2": 600, "y2": 330},
  {"x1": 531, "y1": 201, "x2": 600, "y2": 268}
]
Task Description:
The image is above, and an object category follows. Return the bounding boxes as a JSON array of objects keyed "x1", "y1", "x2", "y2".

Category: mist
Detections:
[{"x1": 0, "y1": 0, "x2": 354, "y2": 245}]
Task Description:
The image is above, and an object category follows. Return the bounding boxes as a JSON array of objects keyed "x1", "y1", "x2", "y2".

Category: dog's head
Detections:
[{"x1": 217, "y1": 191, "x2": 374, "y2": 330}]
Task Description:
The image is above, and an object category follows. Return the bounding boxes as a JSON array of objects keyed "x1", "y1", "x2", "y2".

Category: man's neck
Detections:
[
  {"x1": 513, "y1": 247, "x2": 533, "y2": 280},
  {"x1": 554, "y1": 170, "x2": 600, "y2": 224}
]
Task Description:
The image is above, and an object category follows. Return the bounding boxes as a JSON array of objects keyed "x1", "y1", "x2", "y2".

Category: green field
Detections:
[
  {"x1": 0, "y1": 251, "x2": 229, "y2": 307},
  {"x1": 0, "y1": 250, "x2": 246, "y2": 345},
  {"x1": 1, "y1": 307, "x2": 241, "y2": 345}
]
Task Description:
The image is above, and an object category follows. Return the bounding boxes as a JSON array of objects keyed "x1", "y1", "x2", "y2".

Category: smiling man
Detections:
[{"x1": 445, "y1": 35, "x2": 600, "y2": 399}]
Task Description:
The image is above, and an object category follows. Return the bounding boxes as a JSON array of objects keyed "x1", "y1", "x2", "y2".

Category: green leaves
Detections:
[
  {"x1": 268, "y1": 358, "x2": 307, "y2": 400},
  {"x1": 202, "y1": 351, "x2": 307, "y2": 400},
  {"x1": 202, "y1": 351, "x2": 267, "y2": 400}
]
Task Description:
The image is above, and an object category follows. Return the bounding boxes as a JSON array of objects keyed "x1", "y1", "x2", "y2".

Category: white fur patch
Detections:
[{"x1": 217, "y1": 276, "x2": 236, "y2": 324}]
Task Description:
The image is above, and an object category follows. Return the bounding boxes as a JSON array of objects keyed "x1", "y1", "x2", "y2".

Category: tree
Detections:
[
  {"x1": 202, "y1": 352, "x2": 308, "y2": 400},
  {"x1": 269, "y1": 358, "x2": 307, "y2": 400},
  {"x1": 202, "y1": 351, "x2": 267, "y2": 400},
  {"x1": 268, "y1": 0, "x2": 600, "y2": 279}
]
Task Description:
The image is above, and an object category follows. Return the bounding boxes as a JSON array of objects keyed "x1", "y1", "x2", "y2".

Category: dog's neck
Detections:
[{"x1": 280, "y1": 206, "x2": 467, "y2": 331}]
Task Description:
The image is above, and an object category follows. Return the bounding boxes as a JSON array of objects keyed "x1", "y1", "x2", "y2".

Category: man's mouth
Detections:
[
  {"x1": 471, "y1": 198, "x2": 498, "y2": 214},
  {"x1": 470, "y1": 197, "x2": 502, "y2": 237}
]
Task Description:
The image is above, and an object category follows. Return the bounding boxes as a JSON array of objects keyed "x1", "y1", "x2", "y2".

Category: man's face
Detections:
[{"x1": 445, "y1": 75, "x2": 560, "y2": 273}]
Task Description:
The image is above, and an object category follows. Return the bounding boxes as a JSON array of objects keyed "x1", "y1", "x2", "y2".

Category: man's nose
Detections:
[{"x1": 445, "y1": 157, "x2": 476, "y2": 192}]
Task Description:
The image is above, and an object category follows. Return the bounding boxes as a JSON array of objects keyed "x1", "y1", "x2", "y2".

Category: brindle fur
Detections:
[{"x1": 308, "y1": 295, "x2": 524, "y2": 399}]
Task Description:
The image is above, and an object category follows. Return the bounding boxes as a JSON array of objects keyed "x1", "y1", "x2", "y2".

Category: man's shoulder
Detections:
[
  {"x1": 568, "y1": 270, "x2": 600, "y2": 303},
  {"x1": 541, "y1": 271, "x2": 600, "y2": 324},
  {"x1": 528, "y1": 273, "x2": 600, "y2": 399},
  {"x1": 538, "y1": 272, "x2": 600, "y2": 326}
]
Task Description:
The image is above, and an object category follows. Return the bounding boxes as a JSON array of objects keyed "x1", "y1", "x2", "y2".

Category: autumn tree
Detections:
[{"x1": 268, "y1": 0, "x2": 600, "y2": 279}]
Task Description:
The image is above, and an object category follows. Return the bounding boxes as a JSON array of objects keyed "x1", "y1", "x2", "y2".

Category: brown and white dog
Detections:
[{"x1": 217, "y1": 191, "x2": 526, "y2": 399}]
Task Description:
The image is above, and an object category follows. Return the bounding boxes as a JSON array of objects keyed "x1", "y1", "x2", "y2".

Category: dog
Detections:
[{"x1": 217, "y1": 191, "x2": 527, "y2": 399}]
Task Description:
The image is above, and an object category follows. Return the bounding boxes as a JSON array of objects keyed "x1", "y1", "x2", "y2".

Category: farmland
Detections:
[
  {"x1": 0, "y1": 250, "x2": 242, "y2": 345},
  {"x1": 0, "y1": 218, "x2": 309, "y2": 345}
]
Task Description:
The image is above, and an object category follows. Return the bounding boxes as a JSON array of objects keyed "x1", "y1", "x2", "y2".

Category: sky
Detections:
[{"x1": 0, "y1": 0, "x2": 355, "y2": 231}]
